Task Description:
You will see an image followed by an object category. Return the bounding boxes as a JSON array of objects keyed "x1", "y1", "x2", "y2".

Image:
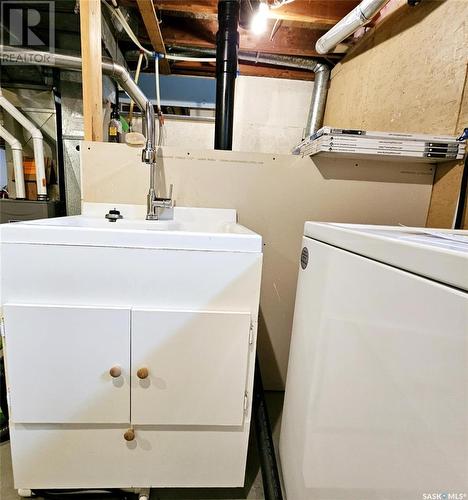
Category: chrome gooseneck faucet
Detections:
[
  {"x1": 142, "y1": 102, "x2": 174, "y2": 220},
  {"x1": 147, "y1": 183, "x2": 174, "y2": 220}
]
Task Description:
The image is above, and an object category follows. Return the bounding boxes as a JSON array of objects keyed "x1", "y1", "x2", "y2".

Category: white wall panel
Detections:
[
  {"x1": 81, "y1": 142, "x2": 434, "y2": 388},
  {"x1": 131, "y1": 75, "x2": 313, "y2": 154}
]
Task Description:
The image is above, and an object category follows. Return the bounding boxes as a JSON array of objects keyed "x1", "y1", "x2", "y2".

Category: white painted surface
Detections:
[
  {"x1": 82, "y1": 203, "x2": 237, "y2": 224},
  {"x1": 132, "y1": 76, "x2": 313, "y2": 154},
  {"x1": 4, "y1": 304, "x2": 131, "y2": 424},
  {"x1": 280, "y1": 232, "x2": 468, "y2": 499},
  {"x1": 1, "y1": 245, "x2": 263, "y2": 313},
  {"x1": 233, "y1": 76, "x2": 312, "y2": 154},
  {"x1": 1, "y1": 207, "x2": 263, "y2": 488},
  {"x1": 304, "y1": 222, "x2": 468, "y2": 290},
  {"x1": 10, "y1": 424, "x2": 249, "y2": 488},
  {"x1": 161, "y1": 118, "x2": 215, "y2": 151},
  {"x1": 131, "y1": 309, "x2": 251, "y2": 426},
  {"x1": 1, "y1": 210, "x2": 261, "y2": 252}
]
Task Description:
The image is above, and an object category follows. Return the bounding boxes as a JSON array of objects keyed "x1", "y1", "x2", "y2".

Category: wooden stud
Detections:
[{"x1": 79, "y1": 0, "x2": 103, "y2": 142}]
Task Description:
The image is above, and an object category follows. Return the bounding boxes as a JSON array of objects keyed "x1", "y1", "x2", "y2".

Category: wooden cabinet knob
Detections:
[
  {"x1": 137, "y1": 367, "x2": 149, "y2": 379},
  {"x1": 109, "y1": 365, "x2": 122, "y2": 378},
  {"x1": 124, "y1": 429, "x2": 135, "y2": 442}
]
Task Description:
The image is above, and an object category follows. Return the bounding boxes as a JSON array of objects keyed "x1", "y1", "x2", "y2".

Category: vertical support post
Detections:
[
  {"x1": 214, "y1": 0, "x2": 239, "y2": 150},
  {"x1": 79, "y1": 0, "x2": 103, "y2": 142},
  {"x1": 52, "y1": 71, "x2": 66, "y2": 209}
]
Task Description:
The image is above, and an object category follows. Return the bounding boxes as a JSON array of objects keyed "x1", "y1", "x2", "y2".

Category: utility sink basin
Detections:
[
  {"x1": 0, "y1": 205, "x2": 262, "y2": 252},
  {"x1": 0, "y1": 203, "x2": 263, "y2": 490}
]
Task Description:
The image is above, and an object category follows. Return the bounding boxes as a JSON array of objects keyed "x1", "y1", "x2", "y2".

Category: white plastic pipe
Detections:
[
  {"x1": 0, "y1": 89, "x2": 47, "y2": 199},
  {"x1": 315, "y1": 0, "x2": 390, "y2": 54},
  {"x1": 0, "y1": 123, "x2": 26, "y2": 199}
]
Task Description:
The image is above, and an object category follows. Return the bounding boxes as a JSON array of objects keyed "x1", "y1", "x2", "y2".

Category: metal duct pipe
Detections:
[
  {"x1": 304, "y1": 63, "x2": 330, "y2": 136},
  {"x1": 0, "y1": 89, "x2": 47, "y2": 200},
  {"x1": 167, "y1": 45, "x2": 330, "y2": 136},
  {"x1": 0, "y1": 123, "x2": 26, "y2": 199},
  {"x1": 167, "y1": 44, "x2": 320, "y2": 71},
  {"x1": 0, "y1": 46, "x2": 155, "y2": 165},
  {"x1": 315, "y1": 0, "x2": 390, "y2": 54},
  {"x1": 215, "y1": 0, "x2": 240, "y2": 150}
]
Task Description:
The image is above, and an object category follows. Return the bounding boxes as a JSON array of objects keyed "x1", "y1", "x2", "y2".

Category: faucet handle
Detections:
[
  {"x1": 157, "y1": 184, "x2": 173, "y2": 203},
  {"x1": 146, "y1": 184, "x2": 175, "y2": 220}
]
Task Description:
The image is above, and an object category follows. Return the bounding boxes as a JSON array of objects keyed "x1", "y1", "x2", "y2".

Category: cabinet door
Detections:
[
  {"x1": 131, "y1": 309, "x2": 252, "y2": 426},
  {"x1": 4, "y1": 304, "x2": 130, "y2": 424}
]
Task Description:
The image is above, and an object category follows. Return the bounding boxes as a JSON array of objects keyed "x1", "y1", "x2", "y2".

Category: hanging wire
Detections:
[
  {"x1": 102, "y1": 0, "x2": 215, "y2": 62},
  {"x1": 155, "y1": 55, "x2": 165, "y2": 147}
]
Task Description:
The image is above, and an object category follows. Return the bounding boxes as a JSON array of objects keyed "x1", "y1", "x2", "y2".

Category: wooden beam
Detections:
[
  {"x1": 154, "y1": 0, "x2": 360, "y2": 27},
  {"x1": 154, "y1": 0, "x2": 217, "y2": 16},
  {"x1": 268, "y1": 0, "x2": 360, "y2": 26},
  {"x1": 169, "y1": 60, "x2": 315, "y2": 81},
  {"x1": 80, "y1": 0, "x2": 103, "y2": 142},
  {"x1": 136, "y1": 0, "x2": 171, "y2": 74},
  {"x1": 238, "y1": 62, "x2": 314, "y2": 80},
  {"x1": 161, "y1": 17, "x2": 339, "y2": 58}
]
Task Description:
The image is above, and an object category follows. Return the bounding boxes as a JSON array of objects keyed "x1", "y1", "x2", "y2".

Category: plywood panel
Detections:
[
  {"x1": 323, "y1": 0, "x2": 468, "y2": 228},
  {"x1": 425, "y1": 161, "x2": 464, "y2": 228},
  {"x1": 324, "y1": 0, "x2": 468, "y2": 134},
  {"x1": 81, "y1": 142, "x2": 433, "y2": 389}
]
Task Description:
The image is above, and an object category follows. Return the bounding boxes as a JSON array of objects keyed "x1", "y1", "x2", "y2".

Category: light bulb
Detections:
[{"x1": 251, "y1": 2, "x2": 269, "y2": 35}]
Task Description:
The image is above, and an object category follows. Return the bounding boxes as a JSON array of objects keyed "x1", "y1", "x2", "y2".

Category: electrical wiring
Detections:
[
  {"x1": 102, "y1": 0, "x2": 215, "y2": 62},
  {"x1": 154, "y1": 55, "x2": 165, "y2": 147},
  {"x1": 155, "y1": 56, "x2": 161, "y2": 113},
  {"x1": 164, "y1": 54, "x2": 216, "y2": 62},
  {"x1": 101, "y1": 1, "x2": 151, "y2": 54},
  {"x1": 141, "y1": 52, "x2": 149, "y2": 70},
  {"x1": 31, "y1": 489, "x2": 135, "y2": 500},
  {"x1": 270, "y1": 0, "x2": 295, "y2": 8}
]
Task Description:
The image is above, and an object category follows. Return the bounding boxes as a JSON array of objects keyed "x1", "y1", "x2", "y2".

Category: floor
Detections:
[{"x1": 0, "y1": 392, "x2": 284, "y2": 500}]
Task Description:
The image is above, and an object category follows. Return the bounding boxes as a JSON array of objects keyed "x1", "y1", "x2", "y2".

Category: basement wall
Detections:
[
  {"x1": 135, "y1": 75, "x2": 313, "y2": 154},
  {"x1": 323, "y1": 0, "x2": 468, "y2": 228}
]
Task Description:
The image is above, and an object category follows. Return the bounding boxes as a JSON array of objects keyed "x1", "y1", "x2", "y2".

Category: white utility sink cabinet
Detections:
[{"x1": 0, "y1": 205, "x2": 263, "y2": 490}]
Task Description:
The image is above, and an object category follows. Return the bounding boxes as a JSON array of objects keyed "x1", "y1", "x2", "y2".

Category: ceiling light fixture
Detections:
[{"x1": 251, "y1": 2, "x2": 269, "y2": 35}]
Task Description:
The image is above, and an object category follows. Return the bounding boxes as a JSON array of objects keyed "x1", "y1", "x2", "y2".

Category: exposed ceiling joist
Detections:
[
  {"x1": 154, "y1": 0, "x2": 360, "y2": 28},
  {"x1": 170, "y1": 60, "x2": 315, "y2": 80},
  {"x1": 267, "y1": 0, "x2": 361, "y2": 26},
  {"x1": 135, "y1": 0, "x2": 171, "y2": 74},
  {"x1": 118, "y1": 0, "x2": 359, "y2": 80},
  {"x1": 161, "y1": 18, "x2": 341, "y2": 58}
]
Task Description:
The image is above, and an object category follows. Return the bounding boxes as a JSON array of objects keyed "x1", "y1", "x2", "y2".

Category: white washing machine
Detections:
[{"x1": 280, "y1": 223, "x2": 468, "y2": 500}]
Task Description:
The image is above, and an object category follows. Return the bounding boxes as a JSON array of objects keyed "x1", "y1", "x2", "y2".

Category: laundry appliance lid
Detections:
[{"x1": 304, "y1": 222, "x2": 468, "y2": 291}]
